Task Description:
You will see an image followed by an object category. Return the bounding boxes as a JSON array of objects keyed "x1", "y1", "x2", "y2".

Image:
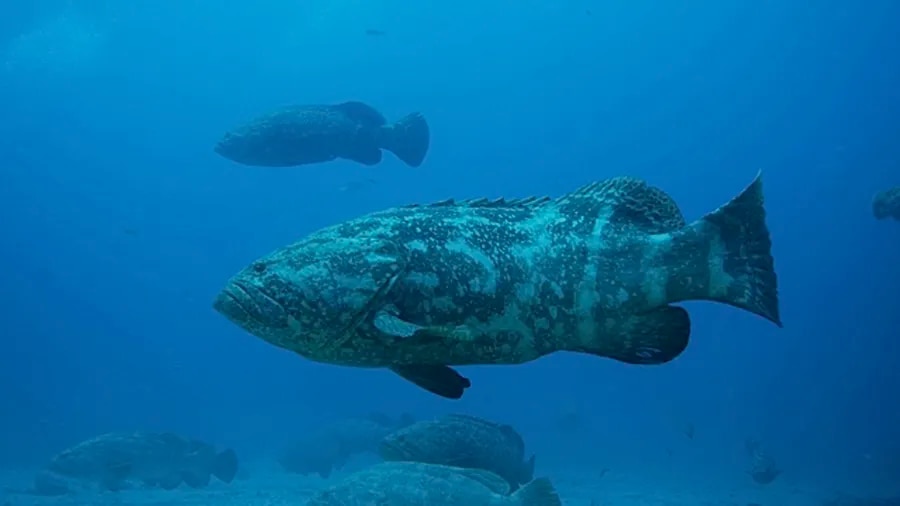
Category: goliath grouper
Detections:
[
  {"x1": 40, "y1": 431, "x2": 238, "y2": 492},
  {"x1": 213, "y1": 173, "x2": 781, "y2": 399},
  {"x1": 379, "y1": 413, "x2": 535, "y2": 490},
  {"x1": 305, "y1": 461, "x2": 561, "y2": 506},
  {"x1": 214, "y1": 101, "x2": 430, "y2": 168}
]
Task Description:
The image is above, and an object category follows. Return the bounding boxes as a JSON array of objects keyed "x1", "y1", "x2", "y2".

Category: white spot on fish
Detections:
[{"x1": 446, "y1": 240, "x2": 497, "y2": 294}]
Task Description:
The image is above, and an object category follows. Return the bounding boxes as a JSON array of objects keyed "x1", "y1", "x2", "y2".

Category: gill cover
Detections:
[{"x1": 286, "y1": 236, "x2": 405, "y2": 352}]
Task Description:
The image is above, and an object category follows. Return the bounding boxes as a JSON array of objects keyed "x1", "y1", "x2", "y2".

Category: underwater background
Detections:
[{"x1": 1, "y1": 0, "x2": 898, "y2": 504}]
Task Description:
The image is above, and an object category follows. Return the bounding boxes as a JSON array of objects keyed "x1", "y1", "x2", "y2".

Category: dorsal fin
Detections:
[
  {"x1": 331, "y1": 101, "x2": 386, "y2": 128},
  {"x1": 553, "y1": 177, "x2": 686, "y2": 234},
  {"x1": 402, "y1": 195, "x2": 552, "y2": 210}
]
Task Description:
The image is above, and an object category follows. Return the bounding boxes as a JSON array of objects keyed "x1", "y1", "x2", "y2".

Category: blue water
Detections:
[{"x1": 1, "y1": 0, "x2": 898, "y2": 500}]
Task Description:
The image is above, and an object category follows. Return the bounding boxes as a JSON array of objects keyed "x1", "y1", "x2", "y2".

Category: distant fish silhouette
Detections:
[
  {"x1": 873, "y1": 186, "x2": 900, "y2": 220},
  {"x1": 215, "y1": 101, "x2": 429, "y2": 168},
  {"x1": 365, "y1": 28, "x2": 387, "y2": 37},
  {"x1": 39, "y1": 432, "x2": 238, "y2": 492}
]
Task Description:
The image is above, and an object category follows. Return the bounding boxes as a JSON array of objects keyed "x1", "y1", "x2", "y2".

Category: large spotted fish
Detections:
[
  {"x1": 213, "y1": 173, "x2": 781, "y2": 399},
  {"x1": 379, "y1": 413, "x2": 535, "y2": 491},
  {"x1": 304, "y1": 461, "x2": 561, "y2": 506},
  {"x1": 38, "y1": 432, "x2": 238, "y2": 492},
  {"x1": 214, "y1": 101, "x2": 429, "y2": 168}
]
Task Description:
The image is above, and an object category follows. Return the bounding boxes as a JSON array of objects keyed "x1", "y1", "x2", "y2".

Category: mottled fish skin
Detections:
[
  {"x1": 379, "y1": 413, "x2": 535, "y2": 490},
  {"x1": 214, "y1": 173, "x2": 781, "y2": 395},
  {"x1": 215, "y1": 101, "x2": 430, "y2": 168},
  {"x1": 305, "y1": 461, "x2": 561, "y2": 506},
  {"x1": 872, "y1": 186, "x2": 900, "y2": 220},
  {"x1": 44, "y1": 431, "x2": 238, "y2": 491}
]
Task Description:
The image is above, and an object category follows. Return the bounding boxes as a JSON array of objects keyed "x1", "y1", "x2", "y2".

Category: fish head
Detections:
[
  {"x1": 214, "y1": 127, "x2": 265, "y2": 166},
  {"x1": 377, "y1": 422, "x2": 431, "y2": 461},
  {"x1": 46, "y1": 448, "x2": 91, "y2": 477},
  {"x1": 213, "y1": 231, "x2": 406, "y2": 360},
  {"x1": 47, "y1": 443, "x2": 127, "y2": 482}
]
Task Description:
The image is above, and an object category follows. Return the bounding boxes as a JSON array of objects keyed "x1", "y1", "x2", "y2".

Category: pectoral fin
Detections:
[
  {"x1": 374, "y1": 310, "x2": 423, "y2": 338},
  {"x1": 374, "y1": 310, "x2": 474, "y2": 343},
  {"x1": 389, "y1": 364, "x2": 471, "y2": 399}
]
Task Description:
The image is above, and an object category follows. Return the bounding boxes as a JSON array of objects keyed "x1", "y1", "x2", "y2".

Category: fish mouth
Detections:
[{"x1": 213, "y1": 280, "x2": 287, "y2": 329}]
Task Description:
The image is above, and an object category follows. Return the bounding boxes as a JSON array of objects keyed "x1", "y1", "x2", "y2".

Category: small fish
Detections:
[
  {"x1": 380, "y1": 413, "x2": 535, "y2": 490},
  {"x1": 872, "y1": 186, "x2": 900, "y2": 220},
  {"x1": 215, "y1": 101, "x2": 429, "y2": 168},
  {"x1": 305, "y1": 461, "x2": 561, "y2": 506},
  {"x1": 41, "y1": 432, "x2": 238, "y2": 492},
  {"x1": 213, "y1": 173, "x2": 781, "y2": 399}
]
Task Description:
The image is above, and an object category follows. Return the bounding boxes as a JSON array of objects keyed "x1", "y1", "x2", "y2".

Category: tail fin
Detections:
[
  {"x1": 212, "y1": 449, "x2": 239, "y2": 483},
  {"x1": 511, "y1": 478, "x2": 562, "y2": 506},
  {"x1": 380, "y1": 112, "x2": 430, "y2": 167},
  {"x1": 668, "y1": 172, "x2": 781, "y2": 326}
]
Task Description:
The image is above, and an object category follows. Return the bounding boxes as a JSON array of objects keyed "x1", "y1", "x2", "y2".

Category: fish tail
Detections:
[
  {"x1": 380, "y1": 112, "x2": 430, "y2": 167},
  {"x1": 665, "y1": 171, "x2": 781, "y2": 326},
  {"x1": 212, "y1": 448, "x2": 239, "y2": 483},
  {"x1": 510, "y1": 478, "x2": 561, "y2": 506}
]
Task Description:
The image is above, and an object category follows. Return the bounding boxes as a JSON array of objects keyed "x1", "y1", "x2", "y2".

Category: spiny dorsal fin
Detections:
[
  {"x1": 403, "y1": 195, "x2": 552, "y2": 210},
  {"x1": 553, "y1": 177, "x2": 686, "y2": 234}
]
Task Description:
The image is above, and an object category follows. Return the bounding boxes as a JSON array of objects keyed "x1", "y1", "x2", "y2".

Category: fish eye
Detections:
[{"x1": 252, "y1": 262, "x2": 267, "y2": 273}]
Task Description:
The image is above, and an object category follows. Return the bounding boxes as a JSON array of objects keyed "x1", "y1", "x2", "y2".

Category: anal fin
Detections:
[
  {"x1": 578, "y1": 305, "x2": 691, "y2": 365},
  {"x1": 389, "y1": 364, "x2": 471, "y2": 399}
]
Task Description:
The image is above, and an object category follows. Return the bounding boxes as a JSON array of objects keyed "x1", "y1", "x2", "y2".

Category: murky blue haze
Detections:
[{"x1": 1, "y1": 0, "x2": 898, "y2": 503}]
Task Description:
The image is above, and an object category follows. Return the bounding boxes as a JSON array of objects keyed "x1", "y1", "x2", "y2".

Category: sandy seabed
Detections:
[{"x1": 0, "y1": 464, "x2": 873, "y2": 506}]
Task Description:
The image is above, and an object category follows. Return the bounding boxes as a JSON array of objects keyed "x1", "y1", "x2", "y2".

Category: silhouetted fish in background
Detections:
[
  {"x1": 39, "y1": 431, "x2": 238, "y2": 492},
  {"x1": 215, "y1": 101, "x2": 430, "y2": 168},
  {"x1": 304, "y1": 461, "x2": 561, "y2": 506},
  {"x1": 380, "y1": 413, "x2": 535, "y2": 491},
  {"x1": 872, "y1": 186, "x2": 900, "y2": 220}
]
